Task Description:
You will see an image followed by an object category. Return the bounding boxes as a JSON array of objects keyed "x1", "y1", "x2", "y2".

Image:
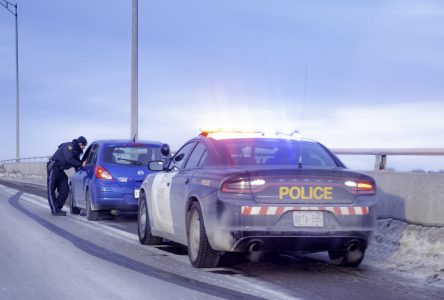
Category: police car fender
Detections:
[{"x1": 150, "y1": 171, "x2": 178, "y2": 234}]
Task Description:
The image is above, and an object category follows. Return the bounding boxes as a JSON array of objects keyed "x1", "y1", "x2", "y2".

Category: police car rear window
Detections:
[
  {"x1": 103, "y1": 146, "x2": 162, "y2": 166},
  {"x1": 216, "y1": 139, "x2": 338, "y2": 167}
]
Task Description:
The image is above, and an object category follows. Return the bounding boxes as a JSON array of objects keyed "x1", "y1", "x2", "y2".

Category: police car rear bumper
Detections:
[
  {"x1": 208, "y1": 227, "x2": 372, "y2": 252},
  {"x1": 230, "y1": 230, "x2": 370, "y2": 252},
  {"x1": 204, "y1": 200, "x2": 376, "y2": 252}
]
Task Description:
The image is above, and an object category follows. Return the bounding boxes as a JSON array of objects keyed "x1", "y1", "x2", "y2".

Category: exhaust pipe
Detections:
[
  {"x1": 248, "y1": 242, "x2": 262, "y2": 253},
  {"x1": 345, "y1": 240, "x2": 364, "y2": 263},
  {"x1": 347, "y1": 242, "x2": 360, "y2": 252}
]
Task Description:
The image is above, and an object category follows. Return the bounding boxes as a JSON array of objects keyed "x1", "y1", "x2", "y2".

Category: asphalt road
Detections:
[{"x1": 0, "y1": 179, "x2": 442, "y2": 300}]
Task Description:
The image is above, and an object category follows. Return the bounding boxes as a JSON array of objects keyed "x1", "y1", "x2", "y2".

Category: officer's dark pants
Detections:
[{"x1": 47, "y1": 167, "x2": 69, "y2": 214}]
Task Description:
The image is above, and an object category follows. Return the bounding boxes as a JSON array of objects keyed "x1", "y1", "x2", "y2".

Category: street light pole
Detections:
[
  {"x1": 130, "y1": 0, "x2": 138, "y2": 141},
  {"x1": 0, "y1": 0, "x2": 19, "y2": 160}
]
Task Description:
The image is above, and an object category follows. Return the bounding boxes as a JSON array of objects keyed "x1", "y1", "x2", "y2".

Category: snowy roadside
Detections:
[
  {"x1": 367, "y1": 218, "x2": 444, "y2": 287},
  {"x1": 0, "y1": 174, "x2": 46, "y2": 186}
]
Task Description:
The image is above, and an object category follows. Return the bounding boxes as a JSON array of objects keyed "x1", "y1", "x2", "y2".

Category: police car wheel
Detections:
[
  {"x1": 138, "y1": 191, "x2": 162, "y2": 245},
  {"x1": 85, "y1": 190, "x2": 99, "y2": 221},
  {"x1": 69, "y1": 187, "x2": 80, "y2": 215},
  {"x1": 328, "y1": 248, "x2": 365, "y2": 267},
  {"x1": 187, "y1": 201, "x2": 222, "y2": 268}
]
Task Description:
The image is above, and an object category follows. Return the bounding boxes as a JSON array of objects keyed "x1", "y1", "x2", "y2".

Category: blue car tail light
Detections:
[{"x1": 95, "y1": 165, "x2": 113, "y2": 180}]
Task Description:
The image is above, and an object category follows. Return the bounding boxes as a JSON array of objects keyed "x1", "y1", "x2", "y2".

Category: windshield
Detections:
[
  {"x1": 102, "y1": 145, "x2": 162, "y2": 166},
  {"x1": 216, "y1": 139, "x2": 340, "y2": 167}
]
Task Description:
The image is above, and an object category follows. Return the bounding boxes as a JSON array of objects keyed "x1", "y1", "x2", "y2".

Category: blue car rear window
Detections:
[{"x1": 103, "y1": 146, "x2": 162, "y2": 165}]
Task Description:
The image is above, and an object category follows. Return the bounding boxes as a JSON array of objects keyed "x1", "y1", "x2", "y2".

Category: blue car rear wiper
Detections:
[{"x1": 116, "y1": 158, "x2": 143, "y2": 166}]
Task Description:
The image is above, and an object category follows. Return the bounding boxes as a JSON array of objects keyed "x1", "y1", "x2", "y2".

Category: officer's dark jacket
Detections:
[{"x1": 51, "y1": 139, "x2": 84, "y2": 170}]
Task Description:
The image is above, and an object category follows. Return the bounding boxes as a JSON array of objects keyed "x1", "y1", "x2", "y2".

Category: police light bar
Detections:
[
  {"x1": 199, "y1": 128, "x2": 262, "y2": 135},
  {"x1": 200, "y1": 128, "x2": 263, "y2": 140},
  {"x1": 199, "y1": 128, "x2": 302, "y2": 140}
]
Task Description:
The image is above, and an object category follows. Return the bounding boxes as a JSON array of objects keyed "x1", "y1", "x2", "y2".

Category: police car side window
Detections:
[
  {"x1": 168, "y1": 142, "x2": 196, "y2": 170},
  {"x1": 184, "y1": 143, "x2": 206, "y2": 169},
  {"x1": 197, "y1": 150, "x2": 208, "y2": 168}
]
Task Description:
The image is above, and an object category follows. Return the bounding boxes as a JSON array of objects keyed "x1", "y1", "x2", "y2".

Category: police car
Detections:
[{"x1": 137, "y1": 130, "x2": 377, "y2": 268}]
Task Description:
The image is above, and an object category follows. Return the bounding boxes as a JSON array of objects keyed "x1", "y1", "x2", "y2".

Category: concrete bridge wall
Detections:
[{"x1": 0, "y1": 162, "x2": 442, "y2": 226}]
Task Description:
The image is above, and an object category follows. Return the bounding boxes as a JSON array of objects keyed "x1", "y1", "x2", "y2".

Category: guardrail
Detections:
[
  {"x1": 0, "y1": 156, "x2": 51, "y2": 164},
  {"x1": 0, "y1": 156, "x2": 51, "y2": 186},
  {"x1": 2, "y1": 149, "x2": 444, "y2": 170},
  {"x1": 331, "y1": 148, "x2": 444, "y2": 170}
]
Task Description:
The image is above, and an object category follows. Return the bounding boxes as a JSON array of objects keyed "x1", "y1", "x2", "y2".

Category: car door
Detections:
[
  {"x1": 150, "y1": 141, "x2": 196, "y2": 239},
  {"x1": 71, "y1": 144, "x2": 93, "y2": 203},
  {"x1": 170, "y1": 142, "x2": 207, "y2": 242},
  {"x1": 77, "y1": 143, "x2": 99, "y2": 206}
]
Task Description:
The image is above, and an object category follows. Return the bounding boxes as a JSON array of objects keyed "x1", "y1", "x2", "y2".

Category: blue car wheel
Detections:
[
  {"x1": 69, "y1": 186, "x2": 80, "y2": 215},
  {"x1": 86, "y1": 189, "x2": 99, "y2": 221}
]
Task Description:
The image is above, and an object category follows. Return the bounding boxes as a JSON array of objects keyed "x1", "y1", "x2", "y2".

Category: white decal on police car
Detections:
[{"x1": 150, "y1": 172, "x2": 177, "y2": 234}]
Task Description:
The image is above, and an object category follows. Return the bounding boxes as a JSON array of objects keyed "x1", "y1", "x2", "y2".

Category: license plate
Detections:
[
  {"x1": 134, "y1": 189, "x2": 140, "y2": 199},
  {"x1": 293, "y1": 211, "x2": 323, "y2": 227}
]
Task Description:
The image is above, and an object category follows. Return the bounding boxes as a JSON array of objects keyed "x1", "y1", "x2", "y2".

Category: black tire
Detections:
[
  {"x1": 138, "y1": 191, "x2": 162, "y2": 245},
  {"x1": 328, "y1": 248, "x2": 365, "y2": 267},
  {"x1": 187, "y1": 201, "x2": 222, "y2": 268},
  {"x1": 85, "y1": 190, "x2": 99, "y2": 221},
  {"x1": 69, "y1": 186, "x2": 81, "y2": 215}
]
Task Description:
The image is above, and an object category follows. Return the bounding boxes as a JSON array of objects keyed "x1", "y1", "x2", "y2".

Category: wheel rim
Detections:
[
  {"x1": 139, "y1": 197, "x2": 147, "y2": 238},
  {"x1": 188, "y1": 210, "x2": 201, "y2": 261}
]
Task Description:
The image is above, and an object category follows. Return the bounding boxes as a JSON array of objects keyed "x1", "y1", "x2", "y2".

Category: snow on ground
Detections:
[
  {"x1": 0, "y1": 173, "x2": 46, "y2": 186},
  {"x1": 367, "y1": 218, "x2": 444, "y2": 287}
]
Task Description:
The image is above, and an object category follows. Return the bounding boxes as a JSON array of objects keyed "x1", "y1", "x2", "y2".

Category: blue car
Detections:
[{"x1": 69, "y1": 139, "x2": 165, "y2": 220}]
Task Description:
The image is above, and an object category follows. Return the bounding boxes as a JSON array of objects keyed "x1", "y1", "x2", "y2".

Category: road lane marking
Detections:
[
  {"x1": 13, "y1": 190, "x2": 191, "y2": 264},
  {"x1": 0, "y1": 184, "x2": 20, "y2": 195}
]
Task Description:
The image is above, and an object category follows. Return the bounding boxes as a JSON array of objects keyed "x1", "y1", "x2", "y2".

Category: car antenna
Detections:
[{"x1": 298, "y1": 65, "x2": 308, "y2": 169}]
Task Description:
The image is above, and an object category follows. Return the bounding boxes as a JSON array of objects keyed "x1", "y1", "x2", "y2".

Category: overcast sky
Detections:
[{"x1": 1, "y1": 0, "x2": 443, "y2": 171}]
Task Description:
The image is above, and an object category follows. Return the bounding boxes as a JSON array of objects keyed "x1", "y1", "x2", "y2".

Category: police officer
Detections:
[{"x1": 47, "y1": 136, "x2": 87, "y2": 216}]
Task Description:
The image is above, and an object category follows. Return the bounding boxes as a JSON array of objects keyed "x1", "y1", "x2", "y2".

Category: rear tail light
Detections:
[
  {"x1": 221, "y1": 178, "x2": 251, "y2": 193},
  {"x1": 95, "y1": 166, "x2": 113, "y2": 180},
  {"x1": 220, "y1": 177, "x2": 266, "y2": 194},
  {"x1": 344, "y1": 180, "x2": 375, "y2": 195}
]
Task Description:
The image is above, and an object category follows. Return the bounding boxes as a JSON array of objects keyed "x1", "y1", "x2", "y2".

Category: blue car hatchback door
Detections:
[{"x1": 69, "y1": 139, "x2": 165, "y2": 220}]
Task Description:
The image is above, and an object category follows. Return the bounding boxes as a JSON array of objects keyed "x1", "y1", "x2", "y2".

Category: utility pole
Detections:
[
  {"x1": 131, "y1": 0, "x2": 138, "y2": 141},
  {"x1": 0, "y1": 0, "x2": 20, "y2": 160}
]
